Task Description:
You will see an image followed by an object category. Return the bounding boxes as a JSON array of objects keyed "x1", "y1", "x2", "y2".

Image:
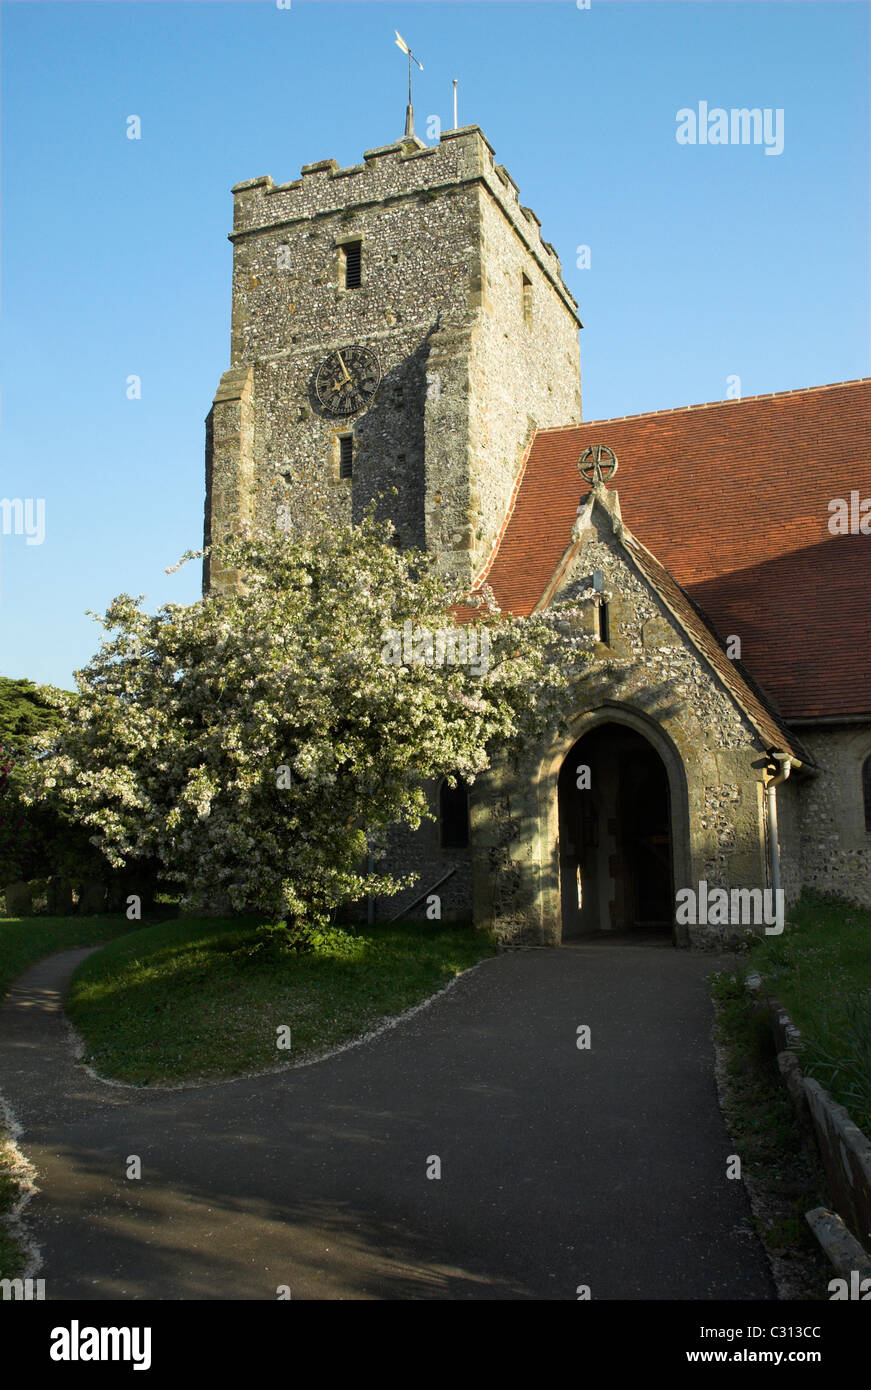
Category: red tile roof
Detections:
[
  {"x1": 474, "y1": 379, "x2": 871, "y2": 720},
  {"x1": 620, "y1": 526, "x2": 810, "y2": 761}
]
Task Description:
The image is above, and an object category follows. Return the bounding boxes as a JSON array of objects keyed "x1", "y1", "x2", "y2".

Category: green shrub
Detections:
[{"x1": 231, "y1": 918, "x2": 360, "y2": 961}]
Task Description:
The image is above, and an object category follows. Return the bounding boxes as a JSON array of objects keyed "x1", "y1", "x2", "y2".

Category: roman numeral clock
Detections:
[{"x1": 314, "y1": 345, "x2": 381, "y2": 417}]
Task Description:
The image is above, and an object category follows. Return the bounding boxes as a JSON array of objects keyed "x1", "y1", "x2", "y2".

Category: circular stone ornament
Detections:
[{"x1": 578, "y1": 444, "x2": 619, "y2": 485}]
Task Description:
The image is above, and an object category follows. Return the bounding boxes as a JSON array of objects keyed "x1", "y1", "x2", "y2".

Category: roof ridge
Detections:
[{"x1": 534, "y1": 377, "x2": 871, "y2": 432}]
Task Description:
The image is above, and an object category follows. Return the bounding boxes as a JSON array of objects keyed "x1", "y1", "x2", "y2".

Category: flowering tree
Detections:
[
  {"x1": 24, "y1": 518, "x2": 591, "y2": 930},
  {"x1": 0, "y1": 677, "x2": 105, "y2": 888}
]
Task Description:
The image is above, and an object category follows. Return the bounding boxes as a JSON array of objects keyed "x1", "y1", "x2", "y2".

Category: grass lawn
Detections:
[
  {"x1": 66, "y1": 917, "x2": 498, "y2": 1085},
  {"x1": 711, "y1": 969, "x2": 830, "y2": 1296},
  {"x1": 710, "y1": 891, "x2": 870, "y2": 1291},
  {"x1": 0, "y1": 913, "x2": 148, "y2": 1001},
  {"x1": 737, "y1": 893, "x2": 871, "y2": 1133},
  {"x1": 0, "y1": 910, "x2": 156, "y2": 1278},
  {"x1": 0, "y1": 909, "x2": 494, "y2": 1273}
]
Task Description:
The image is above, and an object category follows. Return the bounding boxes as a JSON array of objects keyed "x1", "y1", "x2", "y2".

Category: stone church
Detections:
[{"x1": 204, "y1": 122, "x2": 871, "y2": 947}]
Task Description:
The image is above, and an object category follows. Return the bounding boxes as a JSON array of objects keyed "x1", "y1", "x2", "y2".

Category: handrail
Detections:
[{"x1": 387, "y1": 865, "x2": 458, "y2": 923}]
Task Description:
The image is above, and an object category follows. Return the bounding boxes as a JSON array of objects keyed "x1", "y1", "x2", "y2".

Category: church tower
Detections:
[{"x1": 204, "y1": 126, "x2": 582, "y2": 591}]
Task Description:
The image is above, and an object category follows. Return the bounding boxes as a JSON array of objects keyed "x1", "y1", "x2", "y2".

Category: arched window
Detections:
[
  {"x1": 863, "y1": 755, "x2": 871, "y2": 833},
  {"x1": 440, "y1": 777, "x2": 470, "y2": 848}
]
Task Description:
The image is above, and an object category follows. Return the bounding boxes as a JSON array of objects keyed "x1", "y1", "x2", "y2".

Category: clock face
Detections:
[{"x1": 314, "y1": 345, "x2": 381, "y2": 417}]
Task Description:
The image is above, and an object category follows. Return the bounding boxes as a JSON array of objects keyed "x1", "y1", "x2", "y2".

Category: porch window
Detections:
[
  {"x1": 440, "y1": 776, "x2": 470, "y2": 848},
  {"x1": 595, "y1": 599, "x2": 610, "y2": 646}
]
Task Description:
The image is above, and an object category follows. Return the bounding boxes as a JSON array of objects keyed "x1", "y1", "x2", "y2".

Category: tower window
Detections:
[
  {"x1": 440, "y1": 777, "x2": 470, "y2": 848},
  {"x1": 341, "y1": 241, "x2": 362, "y2": 289},
  {"x1": 522, "y1": 271, "x2": 533, "y2": 325},
  {"x1": 595, "y1": 600, "x2": 610, "y2": 646},
  {"x1": 338, "y1": 435, "x2": 353, "y2": 479},
  {"x1": 863, "y1": 755, "x2": 871, "y2": 832}
]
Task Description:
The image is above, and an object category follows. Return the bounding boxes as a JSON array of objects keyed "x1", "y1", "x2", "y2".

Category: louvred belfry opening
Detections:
[{"x1": 341, "y1": 241, "x2": 362, "y2": 289}]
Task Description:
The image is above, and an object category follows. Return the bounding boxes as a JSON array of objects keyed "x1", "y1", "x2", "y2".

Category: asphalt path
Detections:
[{"x1": 0, "y1": 940, "x2": 775, "y2": 1300}]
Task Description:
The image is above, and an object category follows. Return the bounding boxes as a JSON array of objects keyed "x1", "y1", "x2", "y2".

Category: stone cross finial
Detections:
[
  {"x1": 578, "y1": 444, "x2": 619, "y2": 487},
  {"x1": 572, "y1": 445, "x2": 623, "y2": 542}
]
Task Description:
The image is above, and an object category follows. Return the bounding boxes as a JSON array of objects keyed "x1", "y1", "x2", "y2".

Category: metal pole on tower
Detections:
[
  {"x1": 452, "y1": 79, "x2": 458, "y2": 129},
  {"x1": 394, "y1": 31, "x2": 423, "y2": 139}
]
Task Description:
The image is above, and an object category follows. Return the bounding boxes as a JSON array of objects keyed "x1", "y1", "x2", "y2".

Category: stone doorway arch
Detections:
[
  {"x1": 559, "y1": 723, "x2": 673, "y2": 938},
  {"x1": 538, "y1": 704, "x2": 693, "y2": 946}
]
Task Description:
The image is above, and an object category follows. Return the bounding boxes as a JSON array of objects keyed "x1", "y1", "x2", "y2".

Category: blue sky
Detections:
[{"x1": 1, "y1": 0, "x2": 868, "y2": 690}]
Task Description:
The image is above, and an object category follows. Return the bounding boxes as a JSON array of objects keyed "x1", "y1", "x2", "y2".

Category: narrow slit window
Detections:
[
  {"x1": 338, "y1": 435, "x2": 353, "y2": 479},
  {"x1": 522, "y1": 271, "x2": 533, "y2": 326},
  {"x1": 341, "y1": 241, "x2": 362, "y2": 289},
  {"x1": 596, "y1": 600, "x2": 610, "y2": 646},
  {"x1": 863, "y1": 755, "x2": 871, "y2": 832}
]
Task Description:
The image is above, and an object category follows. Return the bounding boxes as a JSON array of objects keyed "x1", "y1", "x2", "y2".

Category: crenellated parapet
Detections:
[{"x1": 230, "y1": 126, "x2": 578, "y2": 320}]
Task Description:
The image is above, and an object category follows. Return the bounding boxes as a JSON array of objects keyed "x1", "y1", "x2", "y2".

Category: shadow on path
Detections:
[{"x1": 0, "y1": 944, "x2": 775, "y2": 1301}]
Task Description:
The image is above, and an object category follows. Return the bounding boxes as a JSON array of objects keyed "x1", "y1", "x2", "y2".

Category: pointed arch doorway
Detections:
[{"x1": 558, "y1": 722, "x2": 674, "y2": 940}]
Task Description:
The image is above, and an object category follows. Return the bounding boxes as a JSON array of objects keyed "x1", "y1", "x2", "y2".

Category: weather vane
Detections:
[
  {"x1": 578, "y1": 444, "x2": 619, "y2": 487},
  {"x1": 395, "y1": 31, "x2": 423, "y2": 139}
]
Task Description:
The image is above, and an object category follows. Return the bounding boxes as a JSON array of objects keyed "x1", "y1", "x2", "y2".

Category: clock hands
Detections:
[{"x1": 332, "y1": 352, "x2": 354, "y2": 393}]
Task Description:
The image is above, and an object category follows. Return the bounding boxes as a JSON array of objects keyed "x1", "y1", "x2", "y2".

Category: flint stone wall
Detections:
[
  {"x1": 470, "y1": 512, "x2": 774, "y2": 946},
  {"x1": 787, "y1": 726, "x2": 871, "y2": 909},
  {"x1": 206, "y1": 126, "x2": 581, "y2": 592}
]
